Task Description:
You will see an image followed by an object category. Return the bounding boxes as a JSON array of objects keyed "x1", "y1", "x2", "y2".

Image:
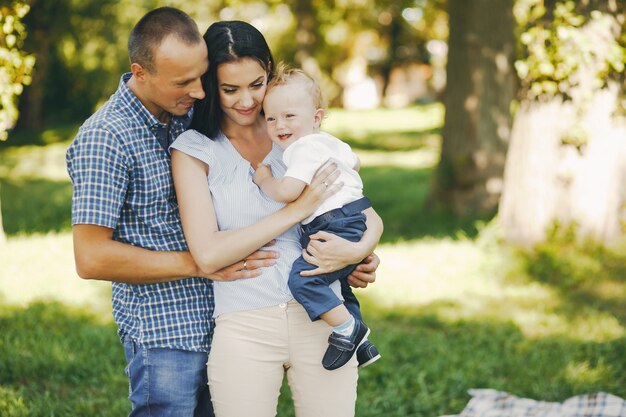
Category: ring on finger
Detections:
[
  {"x1": 243, "y1": 260, "x2": 247, "y2": 270},
  {"x1": 323, "y1": 181, "x2": 329, "y2": 188}
]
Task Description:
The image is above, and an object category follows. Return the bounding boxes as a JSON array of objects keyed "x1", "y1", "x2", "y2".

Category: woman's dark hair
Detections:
[
  {"x1": 128, "y1": 7, "x2": 201, "y2": 74},
  {"x1": 190, "y1": 21, "x2": 274, "y2": 139}
]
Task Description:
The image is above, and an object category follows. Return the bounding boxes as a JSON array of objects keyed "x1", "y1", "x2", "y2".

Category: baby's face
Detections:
[{"x1": 263, "y1": 83, "x2": 320, "y2": 149}]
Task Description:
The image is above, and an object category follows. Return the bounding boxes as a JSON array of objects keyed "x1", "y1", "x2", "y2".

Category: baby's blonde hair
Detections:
[{"x1": 267, "y1": 62, "x2": 325, "y2": 110}]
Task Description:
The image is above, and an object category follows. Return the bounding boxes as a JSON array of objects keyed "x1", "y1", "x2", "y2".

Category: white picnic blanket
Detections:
[{"x1": 442, "y1": 389, "x2": 626, "y2": 417}]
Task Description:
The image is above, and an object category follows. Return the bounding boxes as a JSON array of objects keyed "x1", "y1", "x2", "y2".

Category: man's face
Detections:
[{"x1": 140, "y1": 36, "x2": 208, "y2": 122}]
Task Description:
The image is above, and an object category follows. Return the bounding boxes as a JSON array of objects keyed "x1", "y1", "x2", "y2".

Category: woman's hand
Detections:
[
  {"x1": 300, "y1": 231, "x2": 362, "y2": 275},
  {"x1": 288, "y1": 162, "x2": 341, "y2": 220},
  {"x1": 300, "y1": 236, "x2": 379, "y2": 287},
  {"x1": 300, "y1": 208, "x2": 382, "y2": 279}
]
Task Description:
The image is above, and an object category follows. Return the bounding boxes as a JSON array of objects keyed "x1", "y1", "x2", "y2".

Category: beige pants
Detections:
[{"x1": 208, "y1": 301, "x2": 358, "y2": 417}]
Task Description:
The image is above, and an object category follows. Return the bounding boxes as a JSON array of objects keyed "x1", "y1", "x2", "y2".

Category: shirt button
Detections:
[{"x1": 279, "y1": 303, "x2": 287, "y2": 309}]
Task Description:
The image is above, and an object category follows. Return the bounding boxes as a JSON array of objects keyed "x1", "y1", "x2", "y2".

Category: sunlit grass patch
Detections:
[
  {"x1": 325, "y1": 103, "x2": 443, "y2": 136},
  {"x1": 564, "y1": 361, "x2": 613, "y2": 388},
  {"x1": 325, "y1": 104, "x2": 444, "y2": 151},
  {"x1": 357, "y1": 146, "x2": 439, "y2": 169},
  {"x1": 361, "y1": 224, "x2": 625, "y2": 342},
  {"x1": 0, "y1": 142, "x2": 70, "y2": 180},
  {"x1": 0, "y1": 233, "x2": 111, "y2": 318}
]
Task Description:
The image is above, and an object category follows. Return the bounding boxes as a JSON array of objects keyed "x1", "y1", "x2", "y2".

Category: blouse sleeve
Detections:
[{"x1": 170, "y1": 129, "x2": 216, "y2": 167}]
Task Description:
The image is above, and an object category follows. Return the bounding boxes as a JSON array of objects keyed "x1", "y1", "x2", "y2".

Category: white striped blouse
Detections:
[{"x1": 171, "y1": 129, "x2": 341, "y2": 318}]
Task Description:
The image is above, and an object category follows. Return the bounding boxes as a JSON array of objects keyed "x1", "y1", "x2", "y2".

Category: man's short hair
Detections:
[{"x1": 128, "y1": 7, "x2": 202, "y2": 73}]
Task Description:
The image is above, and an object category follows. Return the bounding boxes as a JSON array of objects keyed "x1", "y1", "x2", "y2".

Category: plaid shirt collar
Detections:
[{"x1": 117, "y1": 72, "x2": 192, "y2": 134}]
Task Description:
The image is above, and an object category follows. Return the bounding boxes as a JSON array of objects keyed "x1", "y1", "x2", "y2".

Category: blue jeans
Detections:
[
  {"x1": 123, "y1": 336, "x2": 213, "y2": 417},
  {"x1": 290, "y1": 197, "x2": 370, "y2": 321}
]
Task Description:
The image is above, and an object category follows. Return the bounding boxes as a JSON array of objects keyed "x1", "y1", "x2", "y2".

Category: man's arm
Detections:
[
  {"x1": 72, "y1": 224, "x2": 272, "y2": 283},
  {"x1": 347, "y1": 253, "x2": 379, "y2": 288},
  {"x1": 253, "y1": 163, "x2": 306, "y2": 203}
]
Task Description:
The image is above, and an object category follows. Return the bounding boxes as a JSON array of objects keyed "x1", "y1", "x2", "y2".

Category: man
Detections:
[
  {"x1": 66, "y1": 7, "x2": 264, "y2": 416},
  {"x1": 66, "y1": 7, "x2": 378, "y2": 416}
]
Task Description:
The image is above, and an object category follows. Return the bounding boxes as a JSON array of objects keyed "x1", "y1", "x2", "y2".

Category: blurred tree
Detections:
[
  {"x1": 499, "y1": 0, "x2": 626, "y2": 246},
  {"x1": 430, "y1": 0, "x2": 517, "y2": 215},
  {"x1": 0, "y1": 1, "x2": 35, "y2": 242},
  {"x1": 0, "y1": 1, "x2": 34, "y2": 137},
  {"x1": 369, "y1": 0, "x2": 447, "y2": 101},
  {"x1": 214, "y1": 0, "x2": 446, "y2": 106},
  {"x1": 292, "y1": 0, "x2": 317, "y2": 67},
  {"x1": 15, "y1": 0, "x2": 133, "y2": 128},
  {"x1": 8, "y1": 0, "x2": 449, "y2": 127},
  {"x1": 323, "y1": 0, "x2": 447, "y2": 106}
]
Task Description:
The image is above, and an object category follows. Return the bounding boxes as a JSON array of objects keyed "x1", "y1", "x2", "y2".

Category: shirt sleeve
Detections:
[
  {"x1": 169, "y1": 129, "x2": 216, "y2": 168},
  {"x1": 66, "y1": 127, "x2": 129, "y2": 229},
  {"x1": 335, "y1": 138, "x2": 358, "y2": 169}
]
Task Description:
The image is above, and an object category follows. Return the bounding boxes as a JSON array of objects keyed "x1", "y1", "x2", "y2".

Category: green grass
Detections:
[
  {"x1": 325, "y1": 105, "x2": 443, "y2": 135},
  {"x1": 2, "y1": 289, "x2": 624, "y2": 417},
  {"x1": 361, "y1": 166, "x2": 490, "y2": 243},
  {"x1": 325, "y1": 104, "x2": 443, "y2": 151},
  {"x1": 0, "y1": 177, "x2": 72, "y2": 235},
  {"x1": 0, "y1": 303, "x2": 128, "y2": 416},
  {"x1": 1, "y1": 105, "x2": 625, "y2": 416}
]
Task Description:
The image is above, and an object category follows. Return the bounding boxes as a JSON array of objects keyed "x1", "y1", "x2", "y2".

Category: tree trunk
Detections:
[
  {"x1": 498, "y1": 85, "x2": 626, "y2": 246},
  {"x1": 379, "y1": 4, "x2": 402, "y2": 103},
  {"x1": 14, "y1": 19, "x2": 50, "y2": 130},
  {"x1": 293, "y1": 0, "x2": 317, "y2": 72},
  {"x1": 430, "y1": 0, "x2": 516, "y2": 215},
  {"x1": 0, "y1": 184, "x2": 5, "y2": 244},
  {"x1": 291, "y1": 0, "x2": 327, "y2": 104},
  {"x1": 15, "y1": 0, "x2": 71, "y2": 130}
]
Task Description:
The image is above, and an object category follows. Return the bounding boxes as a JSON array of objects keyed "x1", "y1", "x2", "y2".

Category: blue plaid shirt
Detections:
[{"x1": 66, "y1": 73, "x2": 213, "y2": 352}]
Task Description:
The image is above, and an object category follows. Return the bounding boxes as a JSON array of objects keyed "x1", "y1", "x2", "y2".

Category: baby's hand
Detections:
[{"x1": 253, "y1": 163, "x2": 272, "y2": 187}]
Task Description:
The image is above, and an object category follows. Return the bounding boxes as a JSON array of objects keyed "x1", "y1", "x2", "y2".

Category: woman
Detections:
[{"x1": 170, "y1": 21, "x2": 383, "y2": 417}]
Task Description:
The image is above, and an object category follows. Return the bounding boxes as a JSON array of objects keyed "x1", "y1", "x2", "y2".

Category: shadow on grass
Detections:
[
  {"x1": 548, "y1": 253, "x2": 626, "y2": 329},
  {"x1": 353, "y1": 303, "x2": 626, "y2": 417},
  {"x1": 361, "y1": 165, "x2": 494, "y2": 243},
  {"x1": 520, "y1": 226, "x2": 626, "y2": 327},
  {"x1": 0, "y1": 177, "x2": 72, "y2": 235},
  {"x1": 3, "y1": 300, "x2": 624, "y2": 417}
]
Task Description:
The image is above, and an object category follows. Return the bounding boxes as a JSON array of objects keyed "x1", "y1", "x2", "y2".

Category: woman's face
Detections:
[{"x1": 216, "y1": 57, "x2": 268, "y2": 128}]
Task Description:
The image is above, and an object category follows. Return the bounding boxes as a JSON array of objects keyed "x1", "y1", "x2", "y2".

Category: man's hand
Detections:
[
  {"x1": 347, "y1": 253, "x2": 379, "y2": 288},
  {"x1": 205, "y1": 248, "x2": 277, "y2": 281},
  {"x1": 253, "y1": 163, "x2": 272, "y2": 187}
]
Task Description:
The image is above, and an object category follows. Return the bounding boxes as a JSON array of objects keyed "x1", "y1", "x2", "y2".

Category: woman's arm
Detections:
[
  {"x1": 299, "y1": 207, "x2": 383, "y2": 276},
  {"x1": 72, "y1": 223, "x2": 202, "y2": 283},
  {"x1": 171, "y1": 150, "x2": 339, "y2": 275}
]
